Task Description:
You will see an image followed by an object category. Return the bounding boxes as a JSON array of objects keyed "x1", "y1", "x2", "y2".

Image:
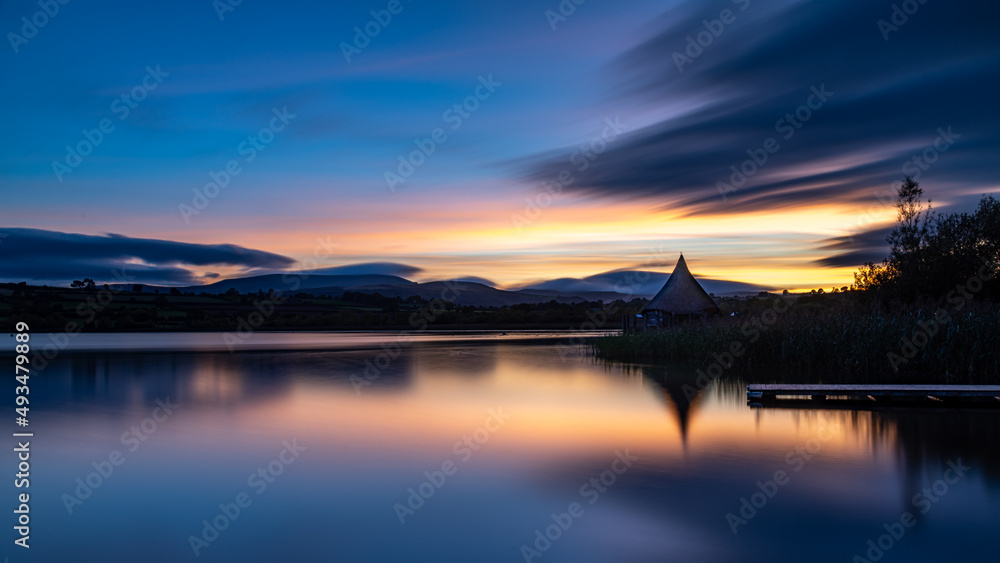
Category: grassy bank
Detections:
[{"x1": 593, "y1": 300, "x2": 1000, "y2": 382}]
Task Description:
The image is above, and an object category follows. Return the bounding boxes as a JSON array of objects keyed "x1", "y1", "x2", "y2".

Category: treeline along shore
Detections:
[
  {"x1": 0, "y1": 284, "x2": 646, "y2": 333},
  {"x1": 593, "y1": 179, "x2": 1000, "y2": 382}
]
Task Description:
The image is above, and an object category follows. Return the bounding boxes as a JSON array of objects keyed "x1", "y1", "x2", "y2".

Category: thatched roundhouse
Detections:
[{"x1": 640, "y1": 254, "x2": 719, "y2": 329}]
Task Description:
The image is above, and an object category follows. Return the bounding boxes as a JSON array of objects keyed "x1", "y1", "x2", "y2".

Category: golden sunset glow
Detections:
[{"x1": 142, "y1": 192, "x2": 895, "y2": 289}]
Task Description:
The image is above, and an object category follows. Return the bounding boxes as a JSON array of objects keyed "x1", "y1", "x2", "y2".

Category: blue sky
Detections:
[{"x1": 1, "y1": 0, "x2": 998, "y2": 288}]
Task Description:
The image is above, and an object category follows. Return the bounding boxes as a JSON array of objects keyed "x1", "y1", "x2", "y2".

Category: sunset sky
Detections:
[{"x1": 1, "y1": 0, "x2": 998, "y2": 289}]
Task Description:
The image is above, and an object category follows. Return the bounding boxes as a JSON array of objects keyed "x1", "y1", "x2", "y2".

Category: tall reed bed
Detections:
[{"x1": 592, "y1": 302, "x2": 1000, "y2": 383}]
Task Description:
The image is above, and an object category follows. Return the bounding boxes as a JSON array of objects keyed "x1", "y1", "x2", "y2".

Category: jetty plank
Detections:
[{"x1": 747, "y1": 384, "x2": 1000, "y2": 407}]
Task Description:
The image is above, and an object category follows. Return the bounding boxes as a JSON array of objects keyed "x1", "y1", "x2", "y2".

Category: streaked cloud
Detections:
[
  {"x1": 522, "y1": 0, "x2": 1000, "y2": 218},
  {"x1": 814, "y1": 226, "x2": 893, "y2": 268},
  {"x1": 0, "y1": 228, "x2": 294, "y2": 285},
  {"x1": 1, "y1": 0, "x2": 996, "y2": 290}
]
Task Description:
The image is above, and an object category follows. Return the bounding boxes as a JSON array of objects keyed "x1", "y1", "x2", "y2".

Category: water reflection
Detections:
[
  {"x1": 627, "y1": 362, "x2": 1000, "y2": 485},
  {"x1": 18, "y1": 334, "x2": 1000, "y2": 562}
]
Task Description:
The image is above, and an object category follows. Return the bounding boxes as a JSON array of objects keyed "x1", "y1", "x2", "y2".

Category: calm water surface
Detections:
[{"x1": 10, "y1": 332, "x2": 1000, "y2": 562}]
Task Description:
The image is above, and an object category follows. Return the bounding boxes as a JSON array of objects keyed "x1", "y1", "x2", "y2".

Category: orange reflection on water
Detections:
[
  {"x1": 684, "y1": 399, "x2": 896, "y2": 465},
  {"x1": 189, "y1": 357, "x2": 247, "y2": 403},
  {"x1": 227, "y1": 344, "x2": 904, "y2": 473},
  {"x1": 236, "y1": 350, "x2": 685, "y2": 465}
]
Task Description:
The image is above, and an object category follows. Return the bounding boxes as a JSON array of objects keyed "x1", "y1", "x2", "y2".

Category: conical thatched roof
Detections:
[{"x1": 643, "y1": 254, "x2": 719, "y2": 315}]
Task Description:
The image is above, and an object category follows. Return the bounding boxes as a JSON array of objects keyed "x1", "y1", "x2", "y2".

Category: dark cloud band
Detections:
[
  {"x1": 0, "y1": 228, "x2": 295, "y2": 285},
  {"x1": 522, "y1": 0, "x2": 1000, "y2": 225}
]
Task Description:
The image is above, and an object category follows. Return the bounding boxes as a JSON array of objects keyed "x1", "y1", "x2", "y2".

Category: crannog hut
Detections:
[{"x1": 637, "y1": 254, "x2": 719, "y2": 330}]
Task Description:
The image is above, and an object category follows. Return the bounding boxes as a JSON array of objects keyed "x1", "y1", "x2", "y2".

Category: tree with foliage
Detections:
[
  {"x1": 854, "y1": 177, "x2": 999, "y2": 302},
  {"x1": 887, "y1": 176, "x2": 934, "y2": 257}
]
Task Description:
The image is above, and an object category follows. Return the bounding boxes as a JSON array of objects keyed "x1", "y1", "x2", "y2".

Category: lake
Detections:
[{"x1": 10, "y1": 332, "x2": 1000, "y2": 562}]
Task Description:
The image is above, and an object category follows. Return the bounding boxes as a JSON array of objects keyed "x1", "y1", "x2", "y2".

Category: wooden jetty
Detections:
[{"x1": 747, "y1": 384, "x2": 1000, "y2": 408}]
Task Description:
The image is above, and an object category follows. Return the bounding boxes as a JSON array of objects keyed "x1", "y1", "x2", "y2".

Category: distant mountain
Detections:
[
  {"x1": 519, "y1": 270, "x2": 769, "y2": 297},
  {"x1": 441, "y1": 276, "x2": 496, "y2": 286},
  {"x1": 186, "y1": 272, "x2": 417, "y2": 293},
  {"x1": 296, "y1": 281, "x2": 633, "y2": 308},
  {"x1": 180, "y1": 273, "x2": 416, "y2": 294},
  {"x1": 112, "y1": 268, "x2": 768, "y2": 307},
  {"x1": 297, "y1": 262, "x2": 422, "y2": 277}
]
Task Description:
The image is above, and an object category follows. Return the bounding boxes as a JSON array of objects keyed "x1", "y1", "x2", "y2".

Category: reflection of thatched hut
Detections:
[{"x1": 640, "y1": 254, "x2": 719, "y2": 329}]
